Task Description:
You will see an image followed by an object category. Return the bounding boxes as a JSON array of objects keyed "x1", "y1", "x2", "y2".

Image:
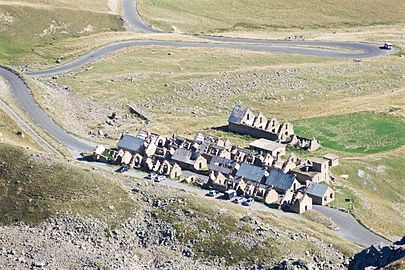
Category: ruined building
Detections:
[{"x1": 228, "y1": 105, "x2": 320, "y2": 152}]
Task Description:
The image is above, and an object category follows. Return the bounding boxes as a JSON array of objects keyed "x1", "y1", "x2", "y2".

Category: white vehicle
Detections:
[
  {"x1": 146, "y1": 173, "x2": 158, "y2": 180},
  {"x1": 232, "y1": 197, "x2": 246, "y2": 204},
  {"x1": 154, "y1": 175, "x2": 166, "y2": 182},
  {"x1": 224, "y1": 189, "x2": 237, "y2": 200},
  {"x1": 383, "y1": 42, "x2": 392, "y2": 50},
  {"x1": 242, "y1": 198, "x2": 254, "y2": 206}
]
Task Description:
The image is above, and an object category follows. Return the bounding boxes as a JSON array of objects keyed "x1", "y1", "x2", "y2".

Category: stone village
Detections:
[{"x1": 93, "y1": 105, "x2": 338, "y2": 214}]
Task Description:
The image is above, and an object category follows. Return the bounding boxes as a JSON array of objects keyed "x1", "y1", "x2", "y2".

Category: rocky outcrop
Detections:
[
  {"x1": 349, "y1": 237, "x2": 405, "y2": 270},
  {"x1": 271, "y1": 258, "x2": 313, "y2": 270}
]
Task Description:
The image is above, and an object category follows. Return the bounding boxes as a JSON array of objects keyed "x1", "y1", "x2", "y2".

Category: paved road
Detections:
[
  {"x1": 0, "y1": 67, "x2": 94, "y2": 152},
  {"x1": 26, "y1": 0, "x2": 391, "y2": 77},
  {"x1": 313, "y1": 205, "x2": 390, "y2": 246},
  {"x1": 27, "y1": 39, "x2": 390, "y2": 77},
  {"x1": 122, "y1": 0, "x2": 159, "y2": 33}
]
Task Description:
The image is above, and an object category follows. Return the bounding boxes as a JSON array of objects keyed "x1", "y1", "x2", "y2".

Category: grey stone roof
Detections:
[
  {"x1": 208, "y1": 156, "x2": 237, "y2": 175},
  {"x1": 249, "y1": 138, "x2": 285, "y2": 152},
  {"x1": 306, "y1": 183, "x2": 330, "y2": 197},
  {"x1": 265, "y1": 169, "x2": 296, "y2": 191},
  {"x1": 171, "y1": 148, "x2": 200, "y2": 165},
  {"x1": 228, "y1": 105, "x2": 247, "y2": 124},
  {"x1": 236, "y1": 163, "x2": 266, "y2": 183},
  {"x1": 117, "y1": 134, "x2": 144, "y2": 153}
]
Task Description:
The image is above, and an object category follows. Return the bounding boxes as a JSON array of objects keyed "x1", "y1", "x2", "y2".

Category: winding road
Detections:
[{"x1": 0, "y1": 0, "x2": 392, "y2": 247}]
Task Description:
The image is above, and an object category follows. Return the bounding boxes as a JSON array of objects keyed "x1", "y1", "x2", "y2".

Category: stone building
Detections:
[
  {"x1": 227, "y1": 105, "x2": 320, "y2": 151},
  {"x1": 171, "y1": 148, "x2": 207, "y2": 172},
  {"x1": 305, "y1": 183, "x2": 335, "y2": 205},
  {"x1": 249, "y1": 138, "x2": 286, "y2": 158}
]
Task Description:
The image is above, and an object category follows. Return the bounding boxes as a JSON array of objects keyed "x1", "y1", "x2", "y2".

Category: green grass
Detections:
[
  {"x1": 0, "y1": 4, "x2": 123, "y2": 64},
  {"x1": 139, "y1": 0, "x2": 405, "y2": 34},
  {"x1": 294, "y1": 112, "x2": 405, "y2": 154},
  {"x1": 331, "y1": 186, "x2": 360, "y2": 211},
  {"x1": 0, "y1": 143, "x2": 138, "y2": 226}
]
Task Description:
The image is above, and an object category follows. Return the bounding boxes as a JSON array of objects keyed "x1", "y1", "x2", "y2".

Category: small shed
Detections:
[
  {"x1": 323, "y1": 153, "x2": 339, "y2": 167},
  {"x1": 306, "y1": 183, "x2": 335, "y2": 205}
]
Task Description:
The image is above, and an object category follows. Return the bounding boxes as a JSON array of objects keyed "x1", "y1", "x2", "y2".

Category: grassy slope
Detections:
[
  {"x1": 1, "y1": 0, "x2": 112, "y2": 13},
  {"x1": 0, "y1": 4, "x2": 124, "y2": 65},
  {"x1": 54, "y1": 47, "x2": 405, "y2": 137},
  {"x1": 332, "y1": 150, "x2": 405, "y2": 240},
  {"x1": 0, "y1": 143, "x2": 137, "y2": 226},
  {"x1": 139, "y1": 0, "x2": 405, "y2": 33},
  {"x1": 0, "y1": 107, "x2": 42, "y2": 151}
]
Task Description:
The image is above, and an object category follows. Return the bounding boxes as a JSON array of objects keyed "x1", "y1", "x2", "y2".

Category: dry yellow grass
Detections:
[
  {"x1": 139, "y1": 0, "x2": 405, "y2": 34},
  {"x1": 1, "y1": 0, "x2": 112, "y2": 13}
]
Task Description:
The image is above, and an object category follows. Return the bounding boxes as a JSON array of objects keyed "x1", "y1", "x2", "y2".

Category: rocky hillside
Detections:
[
  {"x1": 0, "y1": 142, "x2": 361, "y2": 269},
  {"x1": 349, "y1": 237, "x2": 405, "y2": 270}
]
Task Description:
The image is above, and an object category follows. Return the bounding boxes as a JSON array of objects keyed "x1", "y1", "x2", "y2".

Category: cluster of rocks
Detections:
[
  {"x1": 137, "y1": 62, "x2": 404, "y2": 116},
  {"x1": 34, "y1": 77, "x2": 138, "y2": 141},
  {"x1": 349, "y1": 237, "x2": 405, "y2": 270},
  {"x1": 0, "y1": 213, "x2": 213, "y2": 270}
]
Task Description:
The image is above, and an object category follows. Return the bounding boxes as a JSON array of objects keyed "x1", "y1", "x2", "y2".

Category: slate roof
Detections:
[
  {"x1": 306, "y1": 183, "x2": 330, "y2": 197},
  {"x1": 208, "y1": 156, "x2": 237, "y2": 175},
  {"x1": 171, "y1": 148, "x2": 200, "y2": 165},
  {"x1": 117, "y1": 134, "x2": 144, "y2": 153},
  {"x1": 228, "y1": 105, "x2": 247, "y2": 124},
  {"x1": 265, "y1": 169, "x2": 296, "y2": 191},
  {"x1": 236, "y1": 163, "x2": 266, "y2": 183}
]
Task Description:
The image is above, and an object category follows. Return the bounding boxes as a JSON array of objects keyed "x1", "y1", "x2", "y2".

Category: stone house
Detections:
[
  {"x1": 145, "y1": 157, "x2": 161, "y2": 172},
  {"x1": 158, "y1": 160, "x2": 182, "y2": 179},
  {"x1": 208, "y1": 156, "x2": 238, "y2": 191},
  {"x1": 227, "y1": 177, "x2": 248, "y2": 195},
  {"x1": 291, "y1": 158, "x2": 330, "y2": 184},
  {"x1": 130, "y1": 153, "x2": 143, "y2": 169},
  {"x1": 227, "y1": 105, "x2": 320, "y2": 151},
  {"x1": 323, "y1": 153, "x2": 339, "y2": 167},
  {"x1": 230, "y1": 147, "x2": 262, "y2": 166},
  {"x1": 208, "y1": 156, "x2": 238, "y2": 176},
  {"x1": 259, "y1": 186, "x2": 279, "y2": 204},
  {"x1": 282, "y1": 191, "x2": 312, "y2": 214},
  {"x1": 235, "y1": 163, "x2": 267, "y2": 184},
  {"x1": 305, "y1": 183, "x2": 335, "y2": 205},
  {"x1": 264, "y1": 169, "x2": 301, "y2": 194},
  {"x1": 117, "y1": 134, "x2": 145, "y2": 155},
  {"x1": 209, "y1": 171, "x2": 228, "y2": 192},
  {"x1": 171, "y1": 148, "x2": 207, "y2": 172},
  {"x1": 92, "y1": 145, "x2": 108, "y2": 162},
  {"x1": 249, "y1": 138, "x2": 286, "y2": 158},
  {"x1": 198, "y1": 142, "x2": 231, "y2": 163}
]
